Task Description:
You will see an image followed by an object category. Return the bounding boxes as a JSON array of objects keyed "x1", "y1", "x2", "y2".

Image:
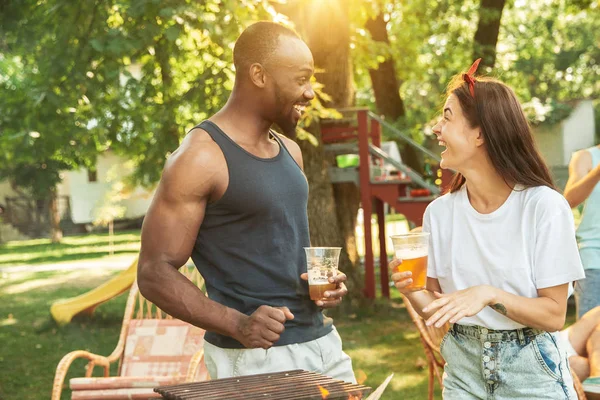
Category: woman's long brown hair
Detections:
[{"x1": 445, "y1": 75, "x2": 556, "y2": 193}]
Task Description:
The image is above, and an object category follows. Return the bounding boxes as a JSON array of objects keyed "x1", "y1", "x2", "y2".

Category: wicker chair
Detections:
[
  {"x1": 51, "y1": 266, "x2": 209, "y2": 400},
  {"x1": 401, "y1": 294, "x2": 449, "y2": 400}
]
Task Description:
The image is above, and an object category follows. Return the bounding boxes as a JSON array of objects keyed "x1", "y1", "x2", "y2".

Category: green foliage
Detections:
[
  {"x1": 0, "y1": 0, "x2": 276, "y2": 192},
  {"x1": 352, "y1": 0, "x2": 482, "y2": 139},
  {"x1": 498, "y1": 0, "x2": 600, "y2": 103},
  {"x1": 594, "y1": 99, "x2": 600, "y2": 142},
  {"x1": 85, "y1": 0, "x2": 276, "y2": 186},
  {"x1": 0, "y1": 51, "x2": 89, "y2": 199},
  {"x1": 296, "y1": 77, "x2": 343, "y2": 146},
  {"x1": 93, "y1": 188, "x2": 127, "y2": 228},
  {"x1": 521, "y1": 97, "x2": 575, "y2": 126},
  {"x1": 1, "y1": 0, "x2": 598, "y2": 192},
  {"x1": 351, "y1": 0, "x2": 599, "y2": 140}
]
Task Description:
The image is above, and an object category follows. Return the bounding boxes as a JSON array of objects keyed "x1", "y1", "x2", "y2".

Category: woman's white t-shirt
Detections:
[{"x1": 423, "y1": 184, "x2": 585, "y2": 330}]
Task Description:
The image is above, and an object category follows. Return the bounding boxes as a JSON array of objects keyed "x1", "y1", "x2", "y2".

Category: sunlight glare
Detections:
[
  {"x1": 305, "y1": 0, "x2": 346, "y2": 29},
  {"x1": 0, "y1": 314, "x2": 17, "y2": 327},
  {"x1": 3, "y1": 269, "x2": 115, "y2": 295}
]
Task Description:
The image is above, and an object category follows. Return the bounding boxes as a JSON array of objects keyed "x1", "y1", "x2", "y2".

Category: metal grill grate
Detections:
[{"x1": 154, "y1": 369, "x2": 372, "y2": 399}]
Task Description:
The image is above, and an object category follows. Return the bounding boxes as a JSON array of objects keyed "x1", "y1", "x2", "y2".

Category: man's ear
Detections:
[{"x1": 249, "y1": 63, "x2": 267, "y2": 88}]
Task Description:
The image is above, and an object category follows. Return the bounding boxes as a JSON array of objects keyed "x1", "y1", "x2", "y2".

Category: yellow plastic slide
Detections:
[{"x1": 50, "y1": 257, "x2": 138, "y2": 325}]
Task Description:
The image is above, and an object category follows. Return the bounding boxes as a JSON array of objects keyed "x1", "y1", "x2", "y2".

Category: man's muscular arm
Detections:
[{"x1": 137, "y1": 130, "x2": 292, "y2": 349}]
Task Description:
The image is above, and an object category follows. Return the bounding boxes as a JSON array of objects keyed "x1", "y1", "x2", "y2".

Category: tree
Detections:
[
  {"x1": 498, "y1": 0, "x2": 600, "y2": 104},
  {"x1": 0, "y1": 40, "x2": 92, "y2": 242},
  {"x1": 65, "y1": 0, "x2": 275, "y2": 186},
  {"x1": 362, "y1": 3, "x2": 423, "y2": 172},
  {"x1": 473, "y1": 0, "x2": 508, "y2": 71},
  {"x1": 364, "y1": 10, "x2": 405, "y2": 119},
  {"x1": 354, "y1": 0, "x2": 598, "y2": 139},
  {"x1": 0, "y1": 2, "x2": 115, "y2": 241},
  {"x1": 0, "y1": 0, "x2": 274, "y2": 240},
  {"x1": 2, "y1": 0, "x2": 598, "y2": 248}
]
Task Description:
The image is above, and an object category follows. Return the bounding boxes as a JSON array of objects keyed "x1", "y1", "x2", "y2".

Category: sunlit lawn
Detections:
[
  {"x1": 0, "y1": 268, "x2": 131, "y2": 400},
  {"x1": 0, "y1": 227, "x2": 440, "y2": 400},
  {"x1": 0, "y1": 267, "x2": 437, "y2": 400},
  {"x1": 0, "y1": 226, "x2": 577, "y2": 400},
  {"x1": 0, "y1": 211, "x2": 410, "y2": 267},
  {"x1": 0, "y1": 231, "x2": 141, "y2": 266},
  {"x1": 334, "y1": 297, "x2": 443, "y2": 399}
]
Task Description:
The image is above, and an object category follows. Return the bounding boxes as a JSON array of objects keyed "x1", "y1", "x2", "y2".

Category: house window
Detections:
[{"x1": 88, "y1": 169, "x2": 97, "y2": 182}]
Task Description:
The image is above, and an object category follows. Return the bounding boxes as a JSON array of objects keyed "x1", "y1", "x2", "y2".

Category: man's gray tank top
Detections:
[{"x1": 191, "y1": 120, "x2": 332, "y2": 348}]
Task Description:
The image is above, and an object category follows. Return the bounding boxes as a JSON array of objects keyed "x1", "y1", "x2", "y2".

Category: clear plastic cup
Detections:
[
  {"x1": 304, "y1": 247, "x2": 341, "y2": 300},
  {"x1": 390, "y1": 233, "x2": 430, "y2": 291}
]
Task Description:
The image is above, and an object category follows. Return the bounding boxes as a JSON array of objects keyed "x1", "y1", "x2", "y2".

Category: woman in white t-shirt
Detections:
[{"x1": 392, "y1": 59, "x2": 585, "y2": 399}]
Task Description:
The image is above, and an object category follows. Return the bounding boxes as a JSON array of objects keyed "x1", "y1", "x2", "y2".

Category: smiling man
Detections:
[{"x1": 136, "y1": 21, "x2": 356, "y2": 383}]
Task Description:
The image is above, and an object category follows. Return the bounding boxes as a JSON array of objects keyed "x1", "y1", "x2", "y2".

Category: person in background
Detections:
[
  {"x1": 560, "y1": 306, "x2": 600, "y2": 398},
  {"x1": 564, "y1": 144, "x2": 600, "y2": 319}
]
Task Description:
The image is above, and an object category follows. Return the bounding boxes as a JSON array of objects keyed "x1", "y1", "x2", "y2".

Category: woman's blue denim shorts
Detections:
[{"x1": 440, "y1": 324, "x2": 576, "y2": 399}]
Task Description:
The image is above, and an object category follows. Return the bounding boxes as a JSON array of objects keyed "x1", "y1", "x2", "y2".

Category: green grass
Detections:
[
  {"x1": 0, "y1": 268, "x2": 432, "y2": 400},
  {"x1": 0, "y1": 230, "x2": 431, "y2": 399},
  {"x1": 333, "y1": 300, "x2": 442, "y2": 399},
  {"x1": 0, "y1": 231, "x2": 141, "y2": 266},
  {"x1": 0, "y1": 268, "x2": 129, "y2": 400},
  {"x1": 0, "y1": 231, "x2": 578, "y2": 400},
  {"x1": 0, "y1": 267, "x2": 577, "y2": 400}
]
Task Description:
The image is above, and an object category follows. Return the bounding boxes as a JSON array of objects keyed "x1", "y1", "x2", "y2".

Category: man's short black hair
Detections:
[{"x1": 233, "y1": 21, "x2": 300, "y2": 74}]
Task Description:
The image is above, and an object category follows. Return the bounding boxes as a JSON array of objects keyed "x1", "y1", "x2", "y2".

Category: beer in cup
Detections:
[
  {"x1": 390, "y1": 233, "x2": 430, "y2": 291},
  {"x1": 304, "y1": 247, "x2": 341, "y2": 301}
]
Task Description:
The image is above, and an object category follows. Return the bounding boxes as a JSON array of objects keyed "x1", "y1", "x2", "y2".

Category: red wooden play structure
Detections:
[{"x1": 320, "y1": 109, "x2": 453, "y2": 299}]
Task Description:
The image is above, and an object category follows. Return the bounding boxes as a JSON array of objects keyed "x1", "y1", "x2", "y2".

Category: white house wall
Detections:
[
  {"x1": 121, "y1": 186, "x2": 155, "y2": 220},
  {"x1": 562, "y1": 100, "x2": 596, "y2": 164},
  {"x1": 534, "y1": 123, "x2": 563, "y2": 167},
  {"x1": 68, "y1": 167, "x2": 109, "y2": 224},
  {"x1": 0, "y1": 175, "x2": 70, "y2": 205},
  {"x1": 68, "y1": 152, "x2": 155, "y2": 224}
]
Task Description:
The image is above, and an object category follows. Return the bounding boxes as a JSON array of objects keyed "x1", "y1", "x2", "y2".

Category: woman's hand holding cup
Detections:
[{"x1": 390, "y1": 258, "x2": 414, "y2": 294}]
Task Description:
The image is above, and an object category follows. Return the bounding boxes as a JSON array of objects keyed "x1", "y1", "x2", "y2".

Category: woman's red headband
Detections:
[{"x1": 463, "y1": 58, "x2": 482, "y2": 98}]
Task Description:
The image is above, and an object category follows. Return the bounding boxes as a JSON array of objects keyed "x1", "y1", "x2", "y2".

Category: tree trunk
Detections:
[
  {"x1": 296, "y1": 135, "x2": 363, "y2": 292},
  {"x1": 365, "y1": 11, "x2": 422, "y2": 173},
  {"x1": 155, "y1": 38, "x2": 182, "y2": 151},
  {"x1": 365, "y1": 13, "x2": 405, "y2": 119},
  {"x1": 473, "y1": 0, "x2": 507, "y2": 71},
  {"x1": 49, "y1": 189, "x2": 63, "y2": 243},
  {"x1": 283, "y1": 2, "x2": 364, "y2": 297}
]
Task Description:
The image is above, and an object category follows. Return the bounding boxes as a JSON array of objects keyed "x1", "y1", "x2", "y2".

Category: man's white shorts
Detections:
[{"x1": 203, "y1": 326, "x2": 356, "y2": 383}]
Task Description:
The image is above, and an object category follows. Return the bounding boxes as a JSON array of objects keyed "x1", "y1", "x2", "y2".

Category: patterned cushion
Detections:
[
  {"x1": 69, "y1": 319, "x2": 209, "y2": 399},
  {"x1": 121, "y1": 319, "x2": 207, "y2": 378}
]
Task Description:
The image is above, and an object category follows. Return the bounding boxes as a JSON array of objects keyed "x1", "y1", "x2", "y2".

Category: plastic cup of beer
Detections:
[
  {"x1": 390, "y1": 233, "x2": 430, "y2": 291},
  {"x1": 304, "y1": 247, "x2": 341, "y2": 301}
]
